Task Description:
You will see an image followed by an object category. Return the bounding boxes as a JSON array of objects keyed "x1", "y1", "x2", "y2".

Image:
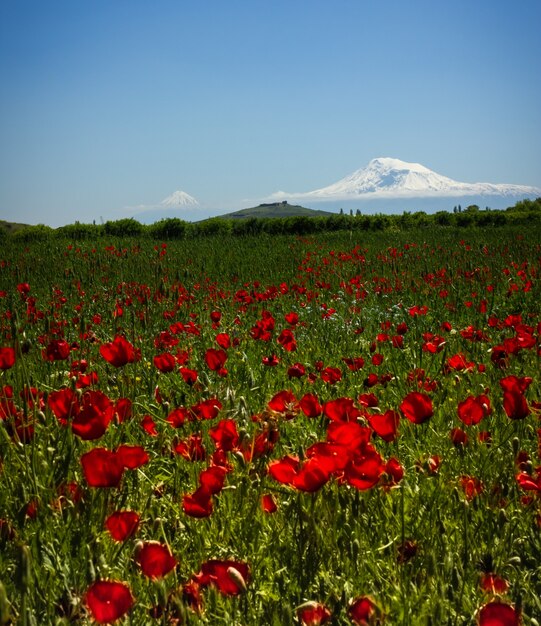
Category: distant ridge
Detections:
[{"x1": 219, "y1": 201, "x2": 335, "y2": 219}]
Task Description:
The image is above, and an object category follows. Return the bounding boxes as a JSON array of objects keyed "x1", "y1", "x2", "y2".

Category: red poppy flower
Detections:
[
  {"x1": 210, "y1": 419, "x2": 239, "y2": 452},
  {"x1": 460, "y1": 475, "x2": 483, "y2": 500},
  {"x1": 167, "y1": 406, "x2": 190, "y2": 428},
  {"x1": 326, "y1": 422, "x2": 371, "y2": 453},
  {"x1": 182, "y1": 580, "x2": 204, "y2": 613},
  {"x1": 195, "y1": 559, "x2": 249, "y2": 595},
  {"x1": 305, "y1": 442, "x2": 350, "y2": 474},
  {"x1": 364, "y1": 373, "x2": 379, "y2": 388},
  {"x1": 179, "y1": 367, "x2": 198, "y2": 385},
  {"x1": 183, "y1": 486, "x2": 213, "y2": 517},
  {"x1": 397, "y1": 539, "x2": 418, "y2": 563},
  {"x1": 43, "y1": 339, "x2": 71, "y2": 361},
  {"x1": 285, "y1": 312, "x2": 299, "y2": 325},
  {"x1": 288, "y1": 362, "x2": 306, "y2": 378},
  {"x1": 277, "y1": 328, "x2": 297, "y2": 352},
  {"x1": 199, "y1": 465, "x2": 227, "y2": 494},
  {"x1": 343, "y1": 356, "x2": 365, "y2": 371},
  {"x1": 480, "y1": 573, "x2": 509, "y2": 594},
  {"x1": 385, "y1": 457, "x2": 404, "y2": 485},
  {"x1": 499, "y1": 375, "x2": 533, "y2": 394},
  {"x1": 262, "y1": 354, "x2": 280, "y2": 366},
  {"x1": 477, "y1": 601, "x2": 519, "y2": 626},
  {"x1": 205, "y1": 348, "x2": 228, "y2": 372},
  {"x1": 446, "y1": 352, "x2": 475, "y2": 371},
  {"x1": 261, "y1": 493, "x2": 277, "y2": 513},
  {"x1": 367, "y1": 409, "x2": 400, "y2": 442},
  {"x1": 516, "y1": 470, "x2": 541, "y2": 493},
  {"x1": 268, "y1": 455, "x2": 300, "y2": 485},
  {"x1": 72, "y1": 390, "x2": 114, "y2": 440},
  {"x1": 141, "y1": 414, "x2": 158, "y2": 437},
  {"x1": 321, "y1": 367, "x2": 342, "y2": 384},
  {"x1": 397, "y1": 322, "x2": 409, "y2": 334},
  {"x1": 399, "y1": 392, "x2": 433, "y2": 424},
  {"x1": 174, "y1": 434, "x2": 206, "y2": 461},
  {"x1": 105, "y1": 510, "x2": 140, "y2": 542},
  {"x1": 0, "y1": 347, "x2": 15, "y2": 370},
  {"x1": 297, "y1": 601, "x2": 331, "y2": 625},
  {"x1": 358, "y1": 393, "x2": 379, "y2": 408},
  {"x1": 17, "y1": 282, "x2": 31, "y2": 296},
  {"x1": 153, "y1": 352, "x2": 176, "y2": 373},
  {"x1": 215, "y1": 332, "x2": 231, "y2": 349},
  {"x1": 292, "y1": 458, "x2": 331, "y2": 492},
  {"x1": 502, "y1": 390, "x2": 530, "y2": 420},
  {"x1": 191, "y1": 398, "x2": 222, "y2": 420},
  {"x1": 81, "y1": 448, "x2": 124, "y2": 488},
  {"x1": 458, "y1": 395, "x2": 491, "y2": 426},
  {"x1": 99, "y1": 335, "x2": 139, "y2": 367},
  {"x1": 348, "y1": 596, "x2": 377, "y2": 625},
  {"x1": 85, "y1": 580, "x2": 134, "y2": 624},
  {"x1": 136, "y1": 541, "x2": 177, "y2": 579},
  {"x1": 324, "y1": 397, "x2": 361, "y2": 422},
  {"x1": 268, "y1": 390, "x2": 298, "y2": 415},
  {"x1": 48, "y1": 388, "x2": 80, "y2": 425},
  {"x1": 116, "y1": 445, "x2": 149, "y2": 469},
  {"x1": 451, "y1": 428, "x2": 469, "y2": 447},
  {"x1": 114, "y1": 397, "x2": 132, "y2": 423},
  {"x1": 345, "y1": 448, "x2": 384, "y2": 491},
  {"x1": 299, "y1": 393, "x2": 323, "y2": 418}
]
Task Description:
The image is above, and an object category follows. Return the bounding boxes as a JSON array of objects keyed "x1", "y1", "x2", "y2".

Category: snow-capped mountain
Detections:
[
  {"x1": 271, "y1": 158, "x2": 541, "y2": 201},
  {"x1": 160, "y1": 190, "x2": 199, "y2": 208}
]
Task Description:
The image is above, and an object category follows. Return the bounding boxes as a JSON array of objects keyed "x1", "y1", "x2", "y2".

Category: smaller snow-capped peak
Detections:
[{"x1": 160, "y1": 190, "x2": 199, "y2": 208}]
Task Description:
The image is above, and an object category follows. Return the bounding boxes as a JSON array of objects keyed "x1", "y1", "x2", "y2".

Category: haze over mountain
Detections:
[{"x1": 270, "y1": 158, "x2": 541, "y2": 202}]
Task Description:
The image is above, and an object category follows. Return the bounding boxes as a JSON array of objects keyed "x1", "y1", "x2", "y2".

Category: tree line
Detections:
[{"x1": 3, "y1": 197, "x2": 540, "y2": 242}]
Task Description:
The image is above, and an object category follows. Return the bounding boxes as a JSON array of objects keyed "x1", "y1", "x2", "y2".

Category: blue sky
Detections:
[{"x1": 1, "y1": 0, "x2": 540, "y2": 226}]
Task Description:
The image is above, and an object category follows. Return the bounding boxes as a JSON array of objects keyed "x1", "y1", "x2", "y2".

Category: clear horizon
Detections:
[{"x1": 1, "y1": 0, "x2": 540, "y2": 227}]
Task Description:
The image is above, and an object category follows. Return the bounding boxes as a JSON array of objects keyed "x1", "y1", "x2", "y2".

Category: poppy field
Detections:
[{"x1": 0, "y1": 226, "x2": 540, "y2": 625}]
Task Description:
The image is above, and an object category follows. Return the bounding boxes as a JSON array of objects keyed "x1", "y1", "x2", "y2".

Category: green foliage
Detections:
[
  {"x1": 147, "y1": 217, "x2": 187, "y2": 240},
  {"x1": 54, "y1": 221, "x2": 103, "y2": 240},
  {"x1": 103, "y1": 218, "x2": 144, "y2": 237},
  {"x1": 190, "y1": 217, "x2": 232, "y2": 237},
  {"x1": 10, "y1": 224, "x2": 55, "y2": 242},
  {"x1": 1, "y1": 198, "x2": 540, "y2": 246}
]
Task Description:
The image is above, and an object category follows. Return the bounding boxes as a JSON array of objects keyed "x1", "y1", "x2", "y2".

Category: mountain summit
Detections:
[
  {"x1": 271, "y1": 158, "x2": 541, "y2": 201},
  {"x1": 160, "y1": 190, "x2": 199, "y2": 208}
]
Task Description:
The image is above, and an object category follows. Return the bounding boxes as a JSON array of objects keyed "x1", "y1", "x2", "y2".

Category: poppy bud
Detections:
[
  {"x1": 227, "y1": 566, "x2": 247, "y2": 593},
  {"x1": 233, "y1": 450, "x2": 246, "y2": 467},
  {"x1": 511, "y1": 437, "x2": 520, "y2": 455},
  {"x1": 133, "y1": 540, "x2": 144, "y2": 557},
  {"x1": 451, "y1": 565, "x2": 460, "y2": 589},
  {"x1": 351, "y1": 538, "x2": 360, "y2": 561},
  {"x1": 16, "y1": 544, "x2": 31, "y2": 591}
]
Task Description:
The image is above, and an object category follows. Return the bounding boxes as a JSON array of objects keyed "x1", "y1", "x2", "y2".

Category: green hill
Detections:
[
  {"x1": 219, "y1": 201, "x2": 335, "y2": 219},
  {"x1": 0, "y1": 219, "x2": 30, "y2": 235}
]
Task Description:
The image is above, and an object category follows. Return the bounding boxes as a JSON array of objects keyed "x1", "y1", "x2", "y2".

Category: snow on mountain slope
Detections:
[
  {"x1": 271, "y1": 158, "x2": 541, "y2": 201},
  {"x1": 160, "y1": 190, "x2": 199, "y2": 208}
]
